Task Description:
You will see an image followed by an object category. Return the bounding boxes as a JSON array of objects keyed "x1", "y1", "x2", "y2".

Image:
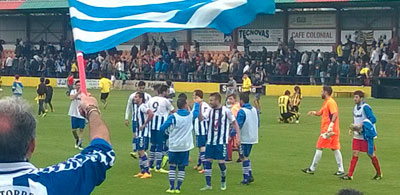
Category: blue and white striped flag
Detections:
[{"x1": 68, "y1": 0, "x2": 275, "y2": 54}]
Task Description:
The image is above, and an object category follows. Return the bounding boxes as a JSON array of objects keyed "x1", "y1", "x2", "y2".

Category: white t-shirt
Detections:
[
  {"x1": 68, "y1": 89, "x2": 84, "y2": 119},
  {"x1": 206, "y1": 106, "x2": 236, "y2": 145},
  {"x1": 125, "y1": 92, "x2": 151, "y2": 121},
  {"x1": 147, "y1": 96, "x2": 174, "y2": 131}
]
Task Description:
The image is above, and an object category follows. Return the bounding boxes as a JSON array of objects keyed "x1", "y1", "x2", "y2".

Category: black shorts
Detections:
[
  {"x1": 280, "y1": 112, "x2": 295, "y2": 122},
  {"x1": 45, "y1": 97, "x2": 52, "y2": 103},
  {"x1": 101, "y1": 93, "x2": 109, "y2": 100},
  {"x1": 291, "y1": 106, "x2": 299, "y2": 113}
]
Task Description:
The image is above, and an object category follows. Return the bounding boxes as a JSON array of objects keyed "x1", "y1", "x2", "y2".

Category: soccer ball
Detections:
[{"x1": 0, "y1": 88, "x2": 3, "y2": 92}]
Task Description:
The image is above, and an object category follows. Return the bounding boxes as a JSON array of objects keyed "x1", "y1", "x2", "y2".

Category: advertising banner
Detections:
[
  {"x1": 288, "y1": 29, "x2": 336, "y2": 43},
  {"x1": 238, "y1": 29, "x2": 283, "y2": 43}
]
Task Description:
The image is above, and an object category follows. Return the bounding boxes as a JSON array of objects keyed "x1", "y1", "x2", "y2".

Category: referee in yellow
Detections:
[
  {"x1": 242, "y1": 72, "x2": 252, "y2": 95},
  {"x1": 99, "y1": 73, "x2": 112, "y2": 109}
]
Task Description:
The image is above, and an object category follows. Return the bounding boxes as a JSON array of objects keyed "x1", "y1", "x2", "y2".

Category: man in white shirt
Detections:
[
  {"x1": 147, "y1": 85, "x2": 174, "y2": 173},
  {"x1": 68, "y1": 80, "x2": 86, "y2": 150},
  {"x1": 160, "y1": 98, "x2": 200, "y2": 193},
  {"x1": 201, "y1": 93, "x2": 240, "y2": 191},
  {"x1": 125, "y1": 81, "x2": 151, "y2": 158}
]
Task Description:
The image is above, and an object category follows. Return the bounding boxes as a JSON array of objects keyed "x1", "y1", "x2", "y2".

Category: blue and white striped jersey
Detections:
[
  {"x1": 206, "y1": 106, "x2": 235, "y2": 145},
  {"x1": 0, "y1": 138, "x2": 115, "y2": 195},
  {"x1": 136, "y1": 103, "x2": 151, "y2": 138},
  {"x1": 125, "y1": 92, "x2": 151, "y2": 121},
  {"x1": 147, "y1": 96, "x2": 174, "y2": 131},
  {"x1": 193, "y1": 102, "x2": 211, "y2": 136}
]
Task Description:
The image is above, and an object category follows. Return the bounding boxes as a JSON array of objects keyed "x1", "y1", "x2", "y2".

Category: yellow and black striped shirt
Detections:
[
  {"x1": 278, "y1": 95, "x2": 290, "y2": 114},
  {"x1": 291, "y1": 93, "x2": 302, "y2": 107}
]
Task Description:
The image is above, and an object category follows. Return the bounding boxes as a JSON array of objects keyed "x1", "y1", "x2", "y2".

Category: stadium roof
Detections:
[{"x1": 0, "y1": 0, "x2": 399, "y2": 11}]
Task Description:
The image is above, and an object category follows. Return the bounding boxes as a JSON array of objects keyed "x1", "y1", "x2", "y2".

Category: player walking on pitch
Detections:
[
  {"x1": 132, "y1": 92, "x2": 154, "y2": 179},
  {"x1": 68, "y1": 80, "x2": 85, "y2": 150},
  {"x1": 99, "y1": 74, "x2": 112, "y2": 109},
  {"x1": 125, "y1": 81, "x2": 151, "y2": 159},
  {"x1": 302, "y1": 86, "x2": 345, "y2": 176},
  {"x1": 236, "y1": 93, "x2": 259, "y2": 185},
  {"x1": 160, "y1": 98, "x2": 200, "y2": 193},
  {"x1": 201, "y1": 93, "x2": 240, "y2": 191},
  {"x1": 341, "y1": 90, "x2": 382, "y2": 180}
]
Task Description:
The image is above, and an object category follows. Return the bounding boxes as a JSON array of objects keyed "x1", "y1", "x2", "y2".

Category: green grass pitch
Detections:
[{"x1": 1, "y1": 87, "x2": 399, "y2": 195}]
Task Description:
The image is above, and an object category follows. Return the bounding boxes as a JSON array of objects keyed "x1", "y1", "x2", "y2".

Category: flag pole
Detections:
[{"x1": 76, "y1": 51, "x2": 87, "y2": 95}]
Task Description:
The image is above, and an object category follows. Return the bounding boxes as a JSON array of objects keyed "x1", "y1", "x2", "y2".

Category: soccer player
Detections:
[
  {"x1": 192, "y1": 90, "x2": 211, "y2": 173},
  {"x1": 226, "y1": 94, "x2": 243, "y2": 162},
  {"x1": 291, "y1": 86, "x2": 302, "y2": 123},
  {"x1": 235, "y1": 93, "x2": 259, "y2": 185},
  {"x1": 242, "y1": 72, "x2": 252, "y2": 96},
  {"x1": 12, "y1": 74, "x2": 23, "y2": 98},
  {"x1": 201, "y1": 93, "x2": 240, "y2": 191},
  {"x1": 99, "y1": 74, "x2": 112, "y2": 109},
  {"x1": 252, "y1": 73, "x2": 263, "y2": 113},
  {"x1": 161, "y1": 98, "x2": 200, "y2": 193},
  {"x1": 147, "y1": 85, "x2": 174, "y2": 173},
  {"x1": 125, "y1": 81, "x2": 151, "y2": 158},
  {"x1": 132, "y1": 92, "x2": 154, "y2": 179},
  {"x1": 341, "y1": 90, "x2": 382, "y2": 180},
  {"x1": 44, "y1": 79, "x2": 54, "y2": 112},
  {"x1": 302, "y1": 86, "x2": 344, "y2": 176},
  {"x1": 68, "y1": 80, "x2": 85, "y2": 150},
  {"x1": 166, "y1": 80, "x2": 175, "y2": 103},
  {"x1": 278, "y1": 90, "x2": 297, "y2": 123},
  {"x1": 36, "y1": 77, "x2": 47, "y2": 117}
]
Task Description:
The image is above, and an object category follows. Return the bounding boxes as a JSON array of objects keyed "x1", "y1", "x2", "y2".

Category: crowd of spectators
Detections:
[{"x1": 1, "y1": 34, "x2": 399, "y2": 86}]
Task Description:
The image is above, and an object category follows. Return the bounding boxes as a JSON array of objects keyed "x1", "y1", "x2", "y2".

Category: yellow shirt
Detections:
[
  {"x1": 360, "y1": 67, "x2": 369, "y2": 75},
  {"x1": 99, "y1": 78, "x2": 112, "y2": 93},
  {"x1": 336, "y1": 45, "x2": 343, "y2": 57},
  {"x1": 242, "y1": 77, "x2": 252, "y2": 92},
  {"x1": 71, "y1": 63, "x2": 78, "y2": 73}
]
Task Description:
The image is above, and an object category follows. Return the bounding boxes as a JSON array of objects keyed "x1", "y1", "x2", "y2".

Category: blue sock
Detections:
[
  {"x1": 141, "y1": 154, "x2": 150, "y2": 173},
  {"x1": 149, "y1": 145, "x2": 156, "y2": 168},
  {"x1": 169, "y1": 165, "x2": 176, "y2": 190},
  {"x1": 204, "y1": 161, "x2": 212, "y2": 186},
  {"x1": 163, "y1": 144, "x2": 169, "y2": 156},
  {"x1": 197, "y1": 153, "x2": 202, "y2": 167},
  {"x1": 199, "y1": 152, "x2": 205, "y2": 167},
  {"x1": 242, "y1": 160, "x2": 250, "y2": 182},
  {"x1": 156, "y1": 145, "x2": 163, "y2": 169},
  {"x1": 201, "y1": 152, "x2": 206, "y2": 170},
  {"x1": 218, "y1": 163, "x2": 227, "y2": 183},
  {"x1": 177, "y1": 165, "x2": 185, "y2": 190},
  {"x1": 132, "y1": 137, "x2": 137, "y2": 152},
  {"x1": 248, "y1": 160, "x2": 252, "y2": 178},
  {"x1": 139, "y1": 158, "x2": 144, "y2": 173}
]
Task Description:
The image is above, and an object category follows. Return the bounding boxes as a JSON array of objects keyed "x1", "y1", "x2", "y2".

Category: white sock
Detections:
[
  {"x1": 310, "y1": 149, "x2": 323, "y2": 171},
  {"x1": 333, "y1": 150, "x2": 344, "y2": 172}
]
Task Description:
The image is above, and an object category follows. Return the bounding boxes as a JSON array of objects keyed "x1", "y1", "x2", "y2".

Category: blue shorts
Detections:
[
  {"x1": 131, "y1": 121, "x2": 137, "y2": 133},
  {"x1": 241, "y1": 144, "x2": 253, "y2": 157},
  {"x1": 136, "y1": 137, "x2": 149, "y2": 151},
  {"x1": 71, "y1": 117, "x2": 85, "y2": 129},
  {"x1": 205, "y1": 144, "x2": 227, "y2": 160},
  {"x1": 150, "y1": 130, "x2": 164, "y2": 145},
  {"x1": 169, "y1": 151, "x2": 189, "y2": 166},
  {"x1": 196, "y1": 135, "x2": 207, "y2": 147}
]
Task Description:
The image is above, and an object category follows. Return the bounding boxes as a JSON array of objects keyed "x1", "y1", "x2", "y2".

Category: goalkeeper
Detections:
[{"x1": 301, "y1": 86, "x2": 344, "y2": 176}]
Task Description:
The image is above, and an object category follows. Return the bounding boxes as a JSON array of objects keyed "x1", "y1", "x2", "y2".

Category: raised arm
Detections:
[{"x1": 80, "y1": 94, "x2": 111, "y2": 144}]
